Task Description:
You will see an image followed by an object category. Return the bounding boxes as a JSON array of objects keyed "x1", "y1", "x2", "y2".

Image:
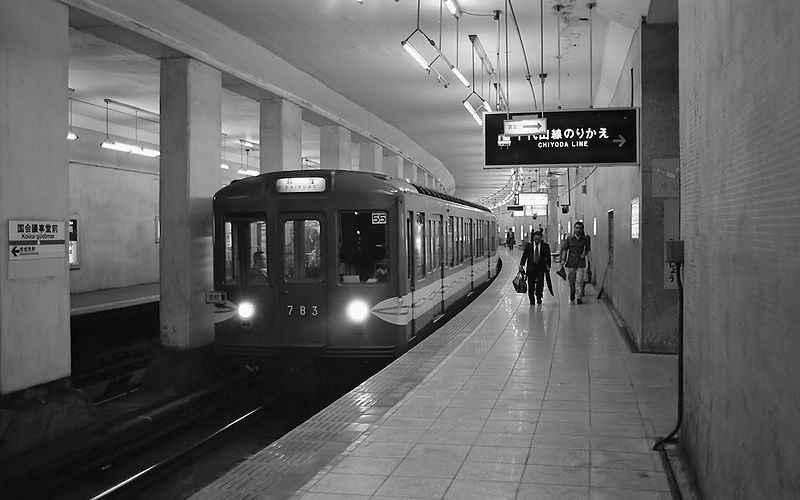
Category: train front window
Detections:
[
  {"x1": 283, "y1": 219, "x2": 322, "y2": 282},
  {"x1": 338, "y1": 211, "x2": 389, "y2": 283},
  {"x1": 223, "y1": 218, "x2": 268, "y2": 285}
]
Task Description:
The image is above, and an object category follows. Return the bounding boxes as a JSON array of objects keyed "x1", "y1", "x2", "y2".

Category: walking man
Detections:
[
  {"x1": 560, "y1": 221, "x2": 591, "y2": 304},
  {"x1": 520, "y1": 230, "x2": 551, "y2": 305}
]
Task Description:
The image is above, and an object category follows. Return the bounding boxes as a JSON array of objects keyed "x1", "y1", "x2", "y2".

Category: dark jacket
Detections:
[{"x1": 519, "y1": 241, "x2": 551, "y2": 274}]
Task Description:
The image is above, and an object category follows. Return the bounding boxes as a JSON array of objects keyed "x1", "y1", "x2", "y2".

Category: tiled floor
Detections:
[
  {"x1": 297, "y1": 252, "x2": 677, "y2": 499},
  {"x1": 191, "y1": 249, "x2": 678, "y2": 499}
]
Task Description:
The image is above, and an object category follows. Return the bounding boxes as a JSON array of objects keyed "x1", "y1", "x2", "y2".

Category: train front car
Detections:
[{"x1": 213, "y1": 170, "x2": 409, "y2": 360}]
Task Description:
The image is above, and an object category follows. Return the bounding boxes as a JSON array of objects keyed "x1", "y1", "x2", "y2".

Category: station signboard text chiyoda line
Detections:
[{"x1": 484, "y1": 108, "x2": 639, "y2": 168}]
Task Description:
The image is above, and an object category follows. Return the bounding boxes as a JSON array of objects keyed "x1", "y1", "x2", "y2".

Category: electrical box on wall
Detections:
[
  {"x1": 665, "y1": 239, "x2": 684, "y2": 263},
  {"x1": 561, "y1": 205, "x2": 569, "y2": 214}
]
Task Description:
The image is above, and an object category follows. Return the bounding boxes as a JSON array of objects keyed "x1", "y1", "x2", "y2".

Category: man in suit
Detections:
[{"x1": 519, "y1": 230, "x2": 551, "y2": 305}]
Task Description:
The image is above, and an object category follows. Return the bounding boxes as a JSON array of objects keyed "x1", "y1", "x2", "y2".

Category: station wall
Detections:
[
  {"x1": 679, "y1": 0, "x2": 800, "y2": 498},
  {"x1": 67, "y1": 127, "x2": 159, "y2": 293}
]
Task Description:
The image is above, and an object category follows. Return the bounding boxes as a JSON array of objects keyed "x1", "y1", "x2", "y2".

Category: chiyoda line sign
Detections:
[{"x1": 484, "y1": 107, "x2": 639, "y2": 168}]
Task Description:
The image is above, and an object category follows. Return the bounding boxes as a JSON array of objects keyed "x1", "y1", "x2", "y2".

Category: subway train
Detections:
[{"x1": 212, "y1": 169, "x2": 500, "y2": 360}]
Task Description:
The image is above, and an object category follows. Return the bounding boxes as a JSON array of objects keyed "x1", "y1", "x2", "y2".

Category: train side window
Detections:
[
  {"x1": 223, "y1": 218, "x2": 268, "y2": 285},
  {"x1": 283, "y1": 219, "x2": 322, "y2": 282},
  {"x1": 338, "y1": 211, "x2": 389, "y2": 283},
  {"x1": 415, "y1": 212, "x2": 425, "y2": 278}
]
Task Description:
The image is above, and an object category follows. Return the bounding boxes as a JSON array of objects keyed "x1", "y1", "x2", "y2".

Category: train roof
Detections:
[{"x1": 216, "y1": 170, "x2": 493, "y2": 214}]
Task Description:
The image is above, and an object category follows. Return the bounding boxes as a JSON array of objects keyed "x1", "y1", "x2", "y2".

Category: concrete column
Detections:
[
  {"x1": 385, "y1": 155, "x2": 404, "y2": 179},
  {"x1": 320, "y1": 125, "x2": 351, "y2": 170},
  {"x1": 418, "y1": 170, "x2": 428, "y2": 188},
  {"x1": 260, "y1": 98, "x2": 301, "y2": 172},
  {"x1": 158, "y1": 57, "x2": 220, "y2": 353},
  {"x1": 0, "y1": 0, "x2": 70, "y2": 394},
  {"x1": 403, "y1": 161, "x2": 417, "y2": 184},
  {"x1": 638, "y1": 23, "x2": 679, "y2": 352},
  {"x1": 359, "y1": 143, "x2": 383, "y2": 173},
  {"x1": 548, "y1": 177, "x2": 559, "y2": 248},
  {"x1": 350, "y1": 142, "x2": 360, "y2": 170}
]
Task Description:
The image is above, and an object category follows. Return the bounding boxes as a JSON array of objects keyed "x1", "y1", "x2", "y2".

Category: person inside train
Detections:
[{"x1": 249, "y1": 250, "x2": 268, "y2": 283}]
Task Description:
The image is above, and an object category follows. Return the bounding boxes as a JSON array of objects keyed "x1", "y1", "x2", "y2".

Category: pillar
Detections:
[
  {"x1": 350, "y1": 142, "x2": 360, "y2": 170},
  {"x1": 359, "y1": 143, "x2": 383, "y2": 174},
  {"x1": 0, "y1": 0, "x2": 70, "y2": 394},
  {"x1": 385, "y1": 155, "x2": 404, "y2": 179},
  {"x1": 548, "y1": 177, "x2": 559, "y2": 248},
  {"x1": 260, "y1": 98, "x2": 301, "y2": 172},
  {"x1": 403, "y1": 161, "x2": 417, "y2": 184},
  {"x1": 158, "y1": 57, "x2": 220, "y2": 352},
  {"x1": 418, "y1": 170, "x2": 428, "y2": 188},
  {"x1": 320, "y1": 125, "x2": 351, "y2": 170}
]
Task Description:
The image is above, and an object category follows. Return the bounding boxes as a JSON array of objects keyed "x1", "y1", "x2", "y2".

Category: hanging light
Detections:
[
  {"x1": 401, "y1": 0, "x2": 468, "y2": 88},
  {"x1": 100, "y1": 99, "x2": 160, "y2": 156},
  {"x1": 444, "y1": 0, "x2": 462, "y2": 18},
  {"x1": 462, "y1": 41, "x2": 491, "y2": 125},
  {"x1": 67, "y1": 89, "x2": 78, "y2": 141}
]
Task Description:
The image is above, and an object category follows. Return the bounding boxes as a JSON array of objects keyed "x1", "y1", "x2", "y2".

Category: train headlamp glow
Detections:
[
  {"x1": 346, "y1": 300, "x2": 370, "y2": 322},
  {"x1": 238, "y1": 301, "x2": 255, "y2": 319}
]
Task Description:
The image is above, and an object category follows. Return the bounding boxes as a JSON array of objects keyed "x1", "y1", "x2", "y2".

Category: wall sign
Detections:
[
  {"x1": 484, "y1": 107, "x2": 639, "y2": 168},
  {"x1": 68, "y1": 218, "x2": 80, "y2": 269},
  {"x1": 9, "y1": 220, "x2": 66, "y2": 261}
]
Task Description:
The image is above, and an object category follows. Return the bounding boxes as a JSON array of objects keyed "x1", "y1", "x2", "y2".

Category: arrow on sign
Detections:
[
  {"x1": 11, "y1": 246, "x2": 19, "y2": 257},
  {"x1": 613, "y1": 135, "x2": 627, "y2": 148}
]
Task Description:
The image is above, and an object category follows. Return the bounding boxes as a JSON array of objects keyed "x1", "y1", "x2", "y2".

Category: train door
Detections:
[
  {"x1": 468, "y1": 219, "x2": 474, "y2": 292},
  {"x1": 406, "y1": 211, "x2": 415, "y2": 335},
  {"x1": 277, "y1": 214, "x2": 327, "y2": 346},
  {"x1": 436, "y1": 215, "x2": 444, "y2": 318}
]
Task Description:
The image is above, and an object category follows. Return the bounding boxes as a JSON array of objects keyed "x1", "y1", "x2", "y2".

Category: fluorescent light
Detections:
[
  {"x1": 401, "y1": 39, "x2": 429, "y2": 70},
  {"x1": 481, "y1": 99, "x2": 492, "y2": 113},
  {"x1": 129, "y1": 146, "x2": 160, "y2": 158},
  {"x1": 451, "y1": 66, "x2": 470, "y2": 88},
  {"x1": 469, "y1": 35, "x2": 495, "y2": 75},
  {"x1": 220, "y1": 163, "x2": 230, "y2": 169},
  {"x1": 66, "y1": 131, "x2": 78, "y2": 141},
  {"x1": 444, "y1": 0, "x2": 462, "y2": 18},
  {"x1": 101, "y1": 138, "x2": 133, "y2": 152},
  {"x1": 462, "y1": 99, "x2": 482, "y2": 126}
]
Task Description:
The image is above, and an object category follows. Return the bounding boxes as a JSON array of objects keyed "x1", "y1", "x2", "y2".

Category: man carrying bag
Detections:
[{"x1": 519, "y1": 230, "x2": 552, "y2": 305}]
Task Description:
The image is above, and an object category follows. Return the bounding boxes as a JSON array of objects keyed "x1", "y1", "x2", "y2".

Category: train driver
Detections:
[{"x1": 249, "y1": 250, "x2": 268, "y2": 283}]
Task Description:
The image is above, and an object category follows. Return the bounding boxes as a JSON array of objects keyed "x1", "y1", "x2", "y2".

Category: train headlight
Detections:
[
  {"x1": 238, "y1": 301, "x2": 255, "y2": 319},
  {"x1": 346, "y1": 300, "x2": 370, "y2": 322}
]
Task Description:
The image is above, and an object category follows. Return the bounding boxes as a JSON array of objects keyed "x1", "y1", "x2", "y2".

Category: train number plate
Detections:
[
  {"x1": 286, "y1": 305, "x2": 319, "y2": 316},
  {"x1": 205, "y1": 290, "x2": 227, "y2": 304}
]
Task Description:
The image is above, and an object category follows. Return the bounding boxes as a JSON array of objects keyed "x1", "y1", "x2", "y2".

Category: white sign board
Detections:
[
  {"x1": 504, "y1": 117, "x2": 547, "y2": 137},
  {"x1": 518, "y1": 192, "x2": 548, "y2": 207},
  {"x1": 9, "y1": 220, "x2": 66, "y2": 261}
]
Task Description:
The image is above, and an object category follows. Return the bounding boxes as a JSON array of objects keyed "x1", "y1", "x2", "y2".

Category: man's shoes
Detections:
[
  {"x1": 536, "y1": 298, "x2": 542, "y2": 304},
  {"x1": 577, "y1": 299, "x2": 583, "y2": 304}
]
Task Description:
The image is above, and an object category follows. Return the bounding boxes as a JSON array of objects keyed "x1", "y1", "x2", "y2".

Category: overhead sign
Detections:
[
  {"x1": 518, "y1": 193, "x2": 548, "y2": 206},
  {"x1": 9, "y1": 220, "x2": 66, "y2": 261},
  {"x1": 504, "y1": 117, "x2": 547, "y2": 137},
  {"x1": 484, "y1": 107, "x2": 639, "y2": 168}
]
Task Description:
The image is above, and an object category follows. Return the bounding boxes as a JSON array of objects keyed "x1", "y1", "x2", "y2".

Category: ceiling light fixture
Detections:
[
  {"x1": 401, "y1": 0, "x2": 468, "y2": 88},
  {"x1": 100, "y1": 99, "x2": 160, "y2": 157},
  {"x1": 444, "y1": 0, "x2": 463, "y2": 18},
  {"x1": 462, "y1": 43, "x2": 491, "y2": 126}
]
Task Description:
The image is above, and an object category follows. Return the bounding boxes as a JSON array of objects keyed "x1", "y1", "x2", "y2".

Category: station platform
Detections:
[
  {"x1": 70, "y1": 283, "x2": 159, "y2": 316},
  {"x1": 191, "y1": 252, "x2": 678, "y2": 499}
]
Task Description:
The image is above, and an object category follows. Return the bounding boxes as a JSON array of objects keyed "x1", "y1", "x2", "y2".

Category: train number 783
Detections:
[{"x1": 286, "y1": 305, "x2": 319, "y2": 316}]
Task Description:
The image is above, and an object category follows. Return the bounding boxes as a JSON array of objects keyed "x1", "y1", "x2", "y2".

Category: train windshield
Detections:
[
  {"x1": 223, "y1": 218, "x2": 269, "y2": 285},
  {"x1": 283, "y1": 219, "x2": 322, "y2": 282},
  {"x1": 338, "y1": 211, "x2": 389, "y2": 283}
]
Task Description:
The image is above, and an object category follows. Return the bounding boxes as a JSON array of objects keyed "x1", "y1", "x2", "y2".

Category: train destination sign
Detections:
[
  {"x1": 8, "y1": 220, "x2": 66, "y2": 261},
  {"x1": 484, "y1": 107, "x2": 639, "y2": 168}
]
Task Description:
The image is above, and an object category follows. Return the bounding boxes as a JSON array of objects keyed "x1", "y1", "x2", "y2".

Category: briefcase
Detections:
[{"x1": 513, "y1": 270, "x2": 527, "y2": 293}]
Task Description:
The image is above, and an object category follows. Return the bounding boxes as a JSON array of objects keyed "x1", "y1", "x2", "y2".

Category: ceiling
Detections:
[{"x1": 67, "y1": 0, "x2": 675, "y2": 204}]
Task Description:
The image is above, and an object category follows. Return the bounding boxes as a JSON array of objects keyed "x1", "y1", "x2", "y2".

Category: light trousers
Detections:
[{"x1": 567, "y1": 266, "x2": 586, "y2": 299}]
